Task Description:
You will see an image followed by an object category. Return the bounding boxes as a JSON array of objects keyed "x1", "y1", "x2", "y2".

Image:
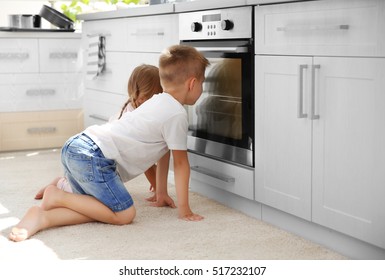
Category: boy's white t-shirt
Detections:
[{"x1": 84, "y1": 93, "x2": 188, "y2": 182}]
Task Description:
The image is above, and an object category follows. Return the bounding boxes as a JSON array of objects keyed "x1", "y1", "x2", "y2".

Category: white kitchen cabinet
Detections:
[
  {"x1": 255, "y1": 0, "x2": 385, "y2": 57},
  {"x1": 0, "y1": 34, "x2": 83, "y2": 152},
  {"x1": 82, "y1": 13, "x2": 178, "y2": 126},
  {"x1": 255, "y1": 0, "x2": 385, "y2": 249},
  {"x1": 84, "y1": 52, "x2": 160, "y2": 96},
  {"x1": 255, "y1": 55, "x2": 313, "y2": 221},
  {"x1": 0, "y1": 38, "x2": 39, "y2": 73},
  {"x1": 255, "y1": 55, "x2": 385, "y2": 248},
  {"x1": 125, "y1": 14, "x2": 178, "y2": 53},
  {"x1": 312, "y1": 57, "x2": 385, "y2": 249}
]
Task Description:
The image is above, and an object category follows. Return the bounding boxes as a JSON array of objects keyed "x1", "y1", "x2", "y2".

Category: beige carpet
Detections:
[{"x1": 0, "y1": 149, "x2": 347, "y2": 260}]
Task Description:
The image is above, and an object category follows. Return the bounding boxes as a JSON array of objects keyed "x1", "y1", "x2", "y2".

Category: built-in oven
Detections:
[{"x1": 179, "y1": 6, "x2": 254, "y2": 168}]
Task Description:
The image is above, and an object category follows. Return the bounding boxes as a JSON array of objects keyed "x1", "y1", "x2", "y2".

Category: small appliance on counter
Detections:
[{"x1": 0, "y1": 5, "x2": 74, "y2": 32}]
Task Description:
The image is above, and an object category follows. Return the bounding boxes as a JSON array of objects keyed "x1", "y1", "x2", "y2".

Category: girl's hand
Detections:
[{"x1": 150, "y1": 195, "x2": 176, "y2": 208}]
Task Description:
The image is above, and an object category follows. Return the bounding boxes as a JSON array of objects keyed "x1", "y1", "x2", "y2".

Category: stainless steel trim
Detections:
[
  {"x1": 188, "y1": 136, "x2": 253, "y2": 167},
  {"x1": 298, "y1": 64, "x2": 308, "y2": 119},
  {"x1": 191, "y1": 165, "x2": 235, "y2": 183},
  {"x1": 195, "y1": 46, "x2": 248, "y2": 53}
]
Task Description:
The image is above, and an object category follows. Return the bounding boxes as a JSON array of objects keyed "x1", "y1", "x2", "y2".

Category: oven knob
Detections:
[
  {"x1": 191, "y1": 22, "x2": 202, "y2": 32},
  {"x1": 221, "y1": 19, "x2": 234, "y2": 31}
]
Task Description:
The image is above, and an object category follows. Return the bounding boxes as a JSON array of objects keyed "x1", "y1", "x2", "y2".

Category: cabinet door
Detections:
[
  {"x1": 312, "y1": 57, "x2": 385, "y2": 249},
  {"x1": 39, "y1": 39, "x2": 81, "y2": 73},
  {"x1": 255, "y1": 55, "x2": 312, "y2": 220},
  {"x1": 126, "y1": 14, "x2": 178, "y2": 53},
  {"x1": 84, "y1": 52, "x2": 159, "y2": 95},
  {"x1": 0, "y1": 39, "x2": 39, "y2": 73}
]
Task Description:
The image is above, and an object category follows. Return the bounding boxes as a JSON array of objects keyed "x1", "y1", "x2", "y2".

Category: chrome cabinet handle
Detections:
[
  {"x1": 26, "y1": 89, "x2": 55, "y2": 96},
  {"x1": 310, "y1": 64, "x2": 321, "y2": 120},
  {"x1": 49, "y1": 52, "x2": 78, "y2": 59},
  {"x1": 277, "y1": 24, "x2": 349, "y2": 32},
  {"x1": 298, "y1": 64, "x2": 308, "y2": 119},
  {"x1": 191, "y1": 165, "x2": 235, "y2": 183},
  {"x1": 27, "y1": 127, "x2": 56, "y2": 134},
  {"x1": 0, "y1": 52, "x2": 29, "y2": 60},
  {"x1": 130, "y1": 31, "x2": 165, "y2": 36},
  {"x1": 89, "y1": 114, "x2": 109, "y2": 122}
]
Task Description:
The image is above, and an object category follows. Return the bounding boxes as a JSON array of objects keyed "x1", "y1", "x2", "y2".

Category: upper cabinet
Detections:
[{"x1": 255, "y1": 0, "x2": 385, "y2": 56}]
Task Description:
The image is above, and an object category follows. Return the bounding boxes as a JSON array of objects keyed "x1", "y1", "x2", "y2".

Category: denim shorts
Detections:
[{"x1": 61, "y1": 133, "x2": 134, "y2": 212}]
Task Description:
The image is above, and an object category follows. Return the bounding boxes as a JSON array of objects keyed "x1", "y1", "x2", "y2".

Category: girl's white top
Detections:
[{"x1": 84, "y1": 93, "x2": 188, "y2": 182}]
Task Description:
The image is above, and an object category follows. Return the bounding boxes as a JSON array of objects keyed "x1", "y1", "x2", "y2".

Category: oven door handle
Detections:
[{"x1": 195, "y1": 46, "x2": 249, "y2": 53}]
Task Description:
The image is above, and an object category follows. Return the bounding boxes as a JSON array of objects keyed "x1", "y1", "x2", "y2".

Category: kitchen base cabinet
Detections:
[
  {"x1": 0, "y1": 110, "x2": 84, "y2": 151},
  {"x1": 312, "y1": 57, "x2": 385, "y2": 249},
  {"x1": 255, "y1": 55, "x2": 385, "y2": 249},
  {"x1": 254, "y1": 0, "x2": 385, "y2": 251},
  {"x1": 0, "y1": 33, "x2": 83, "y2": 152},
  {"x1": 255, "y1": 55, "x2": 312, "y2": 221}
]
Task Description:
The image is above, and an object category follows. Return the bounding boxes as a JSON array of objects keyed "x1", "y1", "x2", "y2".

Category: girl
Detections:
[{"x1": 34, "y1": 64, "x2": 165, "y2": 201}]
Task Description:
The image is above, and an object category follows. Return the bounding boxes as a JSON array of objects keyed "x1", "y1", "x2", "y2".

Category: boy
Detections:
[{"x1": 9, "y1": 45, "x2": 209, "y2": 242}]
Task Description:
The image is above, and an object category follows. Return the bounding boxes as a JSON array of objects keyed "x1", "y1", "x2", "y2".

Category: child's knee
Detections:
[{"x1": 114, "y1": 206, "x2": 136, "y2": 225}]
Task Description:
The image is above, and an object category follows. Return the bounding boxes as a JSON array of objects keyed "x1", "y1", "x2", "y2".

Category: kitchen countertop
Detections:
[
  {"x1": 174, "y1": 0, "x2": 247, "y2": 13},
  {"x1": 77, "y1": 3, "x2": 174, "y2": 21},
  {"x1": 77, "y1": 0, "x2": 310, "y2": 21},
  {"x1": 0, "y1": 31, "x2": 81, "y2": 38}
]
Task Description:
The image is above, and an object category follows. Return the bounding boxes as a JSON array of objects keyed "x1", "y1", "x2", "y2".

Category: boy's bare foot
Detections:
[{"x1": 9, "y1": 206, "x2": 45, "y2": 242}]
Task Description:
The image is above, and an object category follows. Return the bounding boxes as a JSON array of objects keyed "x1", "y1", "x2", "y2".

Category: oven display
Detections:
[{"x1": 202, "y1": 14, "x2": 221, "y2": 22}]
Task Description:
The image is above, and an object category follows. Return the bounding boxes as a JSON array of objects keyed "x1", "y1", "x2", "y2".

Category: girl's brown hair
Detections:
[{"x1": 118, "y1": 64, "x2": 163, "y2": 119}]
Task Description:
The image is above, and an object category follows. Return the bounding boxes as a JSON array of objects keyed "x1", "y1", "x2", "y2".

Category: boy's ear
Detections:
[{"x1": 188, "y1": 77, "x2": 196, "y2": 91}]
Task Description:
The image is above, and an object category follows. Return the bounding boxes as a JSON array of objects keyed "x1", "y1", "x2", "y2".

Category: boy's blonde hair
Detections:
[
  {"x1": 118, "y1": 64, "x2": 163, "y2": 119},
  {"x1": 159, "y1": 45, "x2": 209, "y2": 87}
]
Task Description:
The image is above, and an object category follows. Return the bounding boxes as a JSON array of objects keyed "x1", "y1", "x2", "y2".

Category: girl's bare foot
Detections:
[
  {"x1": 34, "y1": 187, "x2": 46, "y2": 200},
  {"x1": 41, "y1": 185, "x2": 64, "y2": 211},
  {"x1": 9, "y1": 206, "x2": 46, "y2": 242}
]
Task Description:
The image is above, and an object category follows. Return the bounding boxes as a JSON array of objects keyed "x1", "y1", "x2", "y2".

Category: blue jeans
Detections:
[{"x1": 61, "y1": 133, "x2": 134, "y2": 212}]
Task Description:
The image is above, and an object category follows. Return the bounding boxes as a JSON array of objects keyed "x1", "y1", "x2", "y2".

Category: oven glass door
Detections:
[{"x1": 182, "y1": 40, "x2": 254, "y2": 167}]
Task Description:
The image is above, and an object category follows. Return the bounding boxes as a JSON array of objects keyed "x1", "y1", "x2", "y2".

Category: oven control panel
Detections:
[{"x1": 179, "y1": 6, "x2": 252, "y2": 40}]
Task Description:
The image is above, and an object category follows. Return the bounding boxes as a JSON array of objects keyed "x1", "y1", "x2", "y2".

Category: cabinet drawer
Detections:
[
  {"x1": 85, "y1": 52, "x2": 159, "y2": 95},
  {"x1": 82, "y1": 18, "x2": 128, "y2": 52},
  {"x1": 0, "y1": 109, "x2": 83, "y2": 151},
  {"x1": 0, "y1": 73, "x2": 82, "y2": 112},
  {"x1": 83, "y1": 89, "x2": 126, "y2": 127},
  {"x1": 39, "y1": 39, "x2": 81, "y2": 73},
  {"x1": 126, "y1": 14, "x2": 178, "y2": 52},
  {"x1": 0, "y1": 39, "x2": 39, "y2": 73},
  {"x1": 255, "y1": 0, "x2": 385, "y2": 56},
  {"x1": 188, "y1": 152, "x2": 254, "y2": 200}
]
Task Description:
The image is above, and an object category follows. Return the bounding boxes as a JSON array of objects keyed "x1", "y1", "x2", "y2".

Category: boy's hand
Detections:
[{"x1": 180, "y1": 212, "x2": 204, "y2": 221}]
